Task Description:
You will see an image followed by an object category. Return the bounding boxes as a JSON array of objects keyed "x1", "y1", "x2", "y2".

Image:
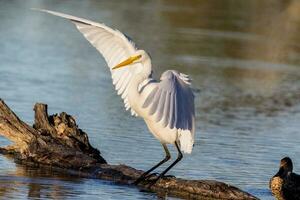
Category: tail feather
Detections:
[{"x1": 178, "y1": 129, "x2": 194, "y2": 154}]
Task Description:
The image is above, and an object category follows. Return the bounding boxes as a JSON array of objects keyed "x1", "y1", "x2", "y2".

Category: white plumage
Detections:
[{"x1": 36, "y1": 9, "x2": 195, "y2": 183}]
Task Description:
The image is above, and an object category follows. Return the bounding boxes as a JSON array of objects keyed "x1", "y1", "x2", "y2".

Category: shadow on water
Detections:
[{"x1": 0, "y1": 0, "x2": 300, "y2": 199}]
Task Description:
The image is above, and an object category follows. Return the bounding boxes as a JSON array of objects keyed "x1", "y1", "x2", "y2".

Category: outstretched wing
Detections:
[
  {"x1": 35, "y1": 9, "x2": 144, "y2": 116},
  {"x1": 142, "y1": 70, "x2": 194, "y2": 131}
]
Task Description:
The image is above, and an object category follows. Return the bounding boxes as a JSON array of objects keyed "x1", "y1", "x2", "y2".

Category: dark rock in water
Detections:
[{"x1": 270, "y1": 157, "x2": 300, "y2": 200}]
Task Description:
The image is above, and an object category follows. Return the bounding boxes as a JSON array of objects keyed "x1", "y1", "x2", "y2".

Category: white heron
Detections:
[{"x1": 35, "y1": 9, "x2": 195, "y2": 184}]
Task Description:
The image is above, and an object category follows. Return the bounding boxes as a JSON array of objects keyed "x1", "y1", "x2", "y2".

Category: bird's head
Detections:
[
  {"x1": 280, "y1": 157, "x2": 293, "y2": 172},
  {"x1": 112, "y1": 50, "x2": 149, "y2": 70},
  {"x1": 275, "y1": 157, "x2": 293, "y2": 178}
]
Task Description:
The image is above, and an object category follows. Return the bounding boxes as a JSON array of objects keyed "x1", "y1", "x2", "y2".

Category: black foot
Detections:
[
  {"x1": 134, "y1": 172, "x2": 159, "y2": 185},
  {"x1": 144, "y1": 172, "x2": 159, "y2": 180},
  {"x1": 134, "y1": 174, "x2": 148, "y2": 185},
  {"x1": 162, "y1": 174, "x2": 176, "y2": 179}
]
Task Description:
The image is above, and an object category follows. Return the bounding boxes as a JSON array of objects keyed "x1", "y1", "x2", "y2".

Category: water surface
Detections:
[{"x1": 1, "y1": 0, "x2": 300, "y2": 199}]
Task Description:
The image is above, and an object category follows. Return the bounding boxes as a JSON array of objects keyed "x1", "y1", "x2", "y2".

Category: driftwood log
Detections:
[{"x1": 0, "y1": 99, "x2": 259, "y2": 200}]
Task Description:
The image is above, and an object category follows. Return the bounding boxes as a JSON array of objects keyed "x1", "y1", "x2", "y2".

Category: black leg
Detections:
[
  {"x1": 149, "y1": 141, "x2": 183, "y2": 186},
  {"x1": 134, "y1": 144, "x2": 171, "y2": 185}
]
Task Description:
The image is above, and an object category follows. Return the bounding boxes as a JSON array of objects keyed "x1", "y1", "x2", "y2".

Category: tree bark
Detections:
[{"x1": 0, "y1": 99, "x2": 259, "y2": 200}]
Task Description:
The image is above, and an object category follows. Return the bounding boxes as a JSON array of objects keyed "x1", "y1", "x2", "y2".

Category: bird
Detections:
[
  {"x1": 34, "y1": 9, "x2": 195, "y2": 185},
  {"x1": 270, "y1": 157, "x2": 300, "y2": 200}
]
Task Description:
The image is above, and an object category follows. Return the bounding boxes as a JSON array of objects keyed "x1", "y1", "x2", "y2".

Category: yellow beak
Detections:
[{"x1": 112, "y1": 55, "x2": 141, "y2": 70}]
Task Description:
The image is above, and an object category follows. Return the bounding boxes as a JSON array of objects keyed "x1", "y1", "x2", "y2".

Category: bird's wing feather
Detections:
[
  {"x1": 36, "y1": 9, "x2": 142, "y2": 116},
  {"x1": 142, "y1": 70, "x2": 194, "y2": 131}
]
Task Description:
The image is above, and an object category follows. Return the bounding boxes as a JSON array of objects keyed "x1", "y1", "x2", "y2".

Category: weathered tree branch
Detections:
[{"x1": 0, "y1": 99, "x2": 259, "y2": 200}]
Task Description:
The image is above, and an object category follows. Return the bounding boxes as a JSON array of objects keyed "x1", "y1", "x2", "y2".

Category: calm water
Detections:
[{"x1": 1, "y1": 0, "x2": 300, "y2": 199}]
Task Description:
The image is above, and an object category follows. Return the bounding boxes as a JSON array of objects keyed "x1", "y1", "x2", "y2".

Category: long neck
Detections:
[
  {"x1": 275, "y1": 167, "x2": 292, "y2": 178},
  {"x1": 129, "y1": 59, "x2": 152, "y2": 97}
]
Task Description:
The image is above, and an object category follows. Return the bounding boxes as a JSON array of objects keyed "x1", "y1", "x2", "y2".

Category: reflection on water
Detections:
[
  {"x1": 0, "y1": 0, "x2": 300, "y2": 199},
  {"x1": 0, "y1": 161, "x2": 156, "y2": 200},
  {"x1": 0, "y1": 165, "x2": 82, "y2": 199}
]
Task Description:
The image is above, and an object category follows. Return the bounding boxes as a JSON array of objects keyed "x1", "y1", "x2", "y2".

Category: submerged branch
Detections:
[{"x1": 0, "y1": 99, "x2": 259, "y2": 200}]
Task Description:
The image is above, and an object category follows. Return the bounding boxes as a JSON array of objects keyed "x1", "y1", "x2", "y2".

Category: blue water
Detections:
[{"x1": 1, "y1": 0, "x2": 300, "y2": 199}]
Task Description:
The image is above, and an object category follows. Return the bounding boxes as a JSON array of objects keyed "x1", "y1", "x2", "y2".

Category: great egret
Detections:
[{"x1": 35, "y1": 9, "x2": 195, "y2": 184}]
